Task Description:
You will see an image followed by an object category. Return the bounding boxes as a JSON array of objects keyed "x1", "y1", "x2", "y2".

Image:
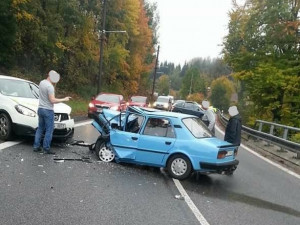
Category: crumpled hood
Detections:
[{"x1": 8, "y1": 96, "x2": 71, "y2": 114}]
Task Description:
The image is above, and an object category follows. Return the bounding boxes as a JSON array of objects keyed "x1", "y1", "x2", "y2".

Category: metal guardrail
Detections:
[{"x1": 217, "y1": 111, "x2": 300, "y2": 158}]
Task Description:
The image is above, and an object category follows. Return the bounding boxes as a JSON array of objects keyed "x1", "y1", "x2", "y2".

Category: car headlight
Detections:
[
  {"x1": 15, "y1": 105, "x2": 36, "y2": 117},
  {"x1": 88, "y1": 103, "x2": 95, "y2": 108},
  {"x1": 110, "y1": 106, "x2": 118, "y2": 111}
]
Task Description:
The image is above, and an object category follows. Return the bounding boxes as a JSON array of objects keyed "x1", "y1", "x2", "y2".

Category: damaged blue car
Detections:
[{"x1": 92, "y1": 106, "x2": 239, "y2": 180}]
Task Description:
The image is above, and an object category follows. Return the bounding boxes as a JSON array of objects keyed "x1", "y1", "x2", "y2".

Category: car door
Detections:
[
  {"x1": 136, "y1": 117, "x2": 176, "y2": 166},
  {"x1": 110, "y1": 113, "x2": 144, "y2": 160}
]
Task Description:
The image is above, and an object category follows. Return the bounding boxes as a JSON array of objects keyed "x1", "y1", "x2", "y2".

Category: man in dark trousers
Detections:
[{"x1": 224, "y1": 106, "x2": 242, "y2": 146}]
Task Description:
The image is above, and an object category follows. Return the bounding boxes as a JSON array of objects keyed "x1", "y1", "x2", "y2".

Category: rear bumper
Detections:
[{"x1": 200, "y1": 160, "x2": 239, "y2": 172}]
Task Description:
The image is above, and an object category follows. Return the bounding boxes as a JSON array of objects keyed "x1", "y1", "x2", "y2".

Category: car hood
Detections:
[
  {"x1": 93, "y1": 100, "x2": 119, "y2": 107},
  {"x1": 8, "y1": 96, "x2": 72, "y2": 114}
]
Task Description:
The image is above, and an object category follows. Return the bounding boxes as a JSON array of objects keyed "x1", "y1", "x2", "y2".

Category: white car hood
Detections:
[{"x1": 8, "y1": 97, "x2": 72, "y2": 114}]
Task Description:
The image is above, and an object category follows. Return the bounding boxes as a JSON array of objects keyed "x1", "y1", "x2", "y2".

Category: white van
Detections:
[
  {"x1": 153, "y1": 96, "x2": 172, "y2": 111},
  {"x1": 0, "y1": 75, "x2": 74, "y2": 141}
]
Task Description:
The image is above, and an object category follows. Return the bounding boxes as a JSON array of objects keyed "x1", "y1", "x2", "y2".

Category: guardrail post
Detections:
[
  {"x1": 258, "y1": 122, "x2": 263, "y2": 132},
  {"x1": 269, "y1": 125, "x2": 274, "y2": 135},
  {"x1": 283, "y1": 128, "x2": 288, "y2": 140}
]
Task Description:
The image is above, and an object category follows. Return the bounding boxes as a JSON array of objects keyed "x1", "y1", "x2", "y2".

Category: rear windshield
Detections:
[
  {"x1": 157, "y1": 97, "x2": 169, "y2": 103},
  {"x1": 96, "y1": 94, "x2": 120, "y2": 103},
  {"x1": 131, "y1": 96, "x2": 147, "y2": 103},
  {"x1": 182, "y1": 117, "x2": 212, "y2": 138},
  {"x1": 0, "y1": 79, "x2": 39, "y2": 99}
]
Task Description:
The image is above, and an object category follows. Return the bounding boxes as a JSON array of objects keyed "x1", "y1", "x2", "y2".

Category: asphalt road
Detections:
[{"x1": 0, "y1": 120, "x2": 299, "y2": 225}]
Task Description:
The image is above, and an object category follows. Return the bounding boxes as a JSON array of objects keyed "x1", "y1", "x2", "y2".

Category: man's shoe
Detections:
[
  {"x1": 33, "y1": 147, "x2": 42, "y2": 152},
  {"x1": 44, "y1": 150, "x2": 56, "y2": 155}
]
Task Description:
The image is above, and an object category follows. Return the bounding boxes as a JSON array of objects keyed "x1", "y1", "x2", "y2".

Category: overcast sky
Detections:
[{"x1": 148, "y1": 0, "x2": 234, "y2": 66}]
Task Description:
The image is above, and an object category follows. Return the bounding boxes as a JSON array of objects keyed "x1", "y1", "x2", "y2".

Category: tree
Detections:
[
  {"x1": 157, "y1": 74, "x2": 169, "y2": 95},
  {"x1": 210, "y1": 76, "x2": 234, "y2": 111}
]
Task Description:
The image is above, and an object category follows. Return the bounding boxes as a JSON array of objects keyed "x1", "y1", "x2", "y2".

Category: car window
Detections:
[
  {"x1": 131, "y1": 96, "x2": 147, "y2": 103},
  {"x1": 0, "y1": 79, "x2": 39, "y2": 99},
  {"x1": 182, "y1": 117, "x2": 212, "y2": 138},
  {"x1": 156, "y1": 97, "x2": 169, "y2": 103},
  {"x1": 175, "y1": 102, "x2": 184, "y2": 107},
  {"x1": 185, "y1": 103, "x2": 194, "y2": 110},
  {"x1": 96, "y1": 94, "x2": 120, "y2": 103},
  {"x1": 125, "y1": 113, "x2": 144, "y2": 133},
  {"x1": 143, "y1": 118, "x2": 175, "y2": 138}
]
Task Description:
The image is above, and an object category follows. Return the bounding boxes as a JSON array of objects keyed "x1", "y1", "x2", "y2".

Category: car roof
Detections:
[
  {"x1": 129, "y1": 106, "x2": 195, "y2": 119},
  {"x1": 0, "y1": 75, "x2": 31, "y2": 83},
  {"x1": 98, "y1": 92, "x2": 123, "y2": 97}
]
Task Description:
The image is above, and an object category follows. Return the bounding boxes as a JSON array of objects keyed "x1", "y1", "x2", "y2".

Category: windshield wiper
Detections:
[{"x1": 29, "y1": 84, "x2": 39, "y2": 99}]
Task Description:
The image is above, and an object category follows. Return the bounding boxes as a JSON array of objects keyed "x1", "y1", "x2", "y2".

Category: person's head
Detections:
[
  {"x1": 202, "y1": 100, "x2": 210, "y2": 110},
  {"x1": 47, "y1": 70, "x2": 60, "y2": 84},
  {"x1": 228, "y1": 106, "x2": 239, "y2": 117}
]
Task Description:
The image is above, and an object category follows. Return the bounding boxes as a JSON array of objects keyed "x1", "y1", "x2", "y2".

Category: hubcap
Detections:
[
  {"x1": 99, "y1": 145, "x2": 115, "y2": 162},
  {"x1": 0, "y1": 116, "x2": 8, "y2": 137},
  {"x1": 171, "y1": 158, "x2": 187, "y2": 176}
]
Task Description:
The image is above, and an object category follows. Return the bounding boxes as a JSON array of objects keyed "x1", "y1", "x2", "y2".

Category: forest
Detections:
[{"x1": 0, "y1": 0, "x2": 299, "y2": 131}]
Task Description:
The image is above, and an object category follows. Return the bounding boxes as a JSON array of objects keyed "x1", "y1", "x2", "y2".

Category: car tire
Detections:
[
  {"x1": 0, "y1": 113, "x2": 13, "y2": 141},
  {"x1": 95, "y1": 139, "x2": 115, "y2": 162},
  {"x1": 167, "y1": 154, "x2": 192, "y2": 180}
]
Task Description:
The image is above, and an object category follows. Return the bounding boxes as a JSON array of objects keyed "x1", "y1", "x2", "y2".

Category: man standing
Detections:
[
  {"x1": 201, "y1": 100, "x2": 215, "y2": 134},
  {"x1": 33, "y1": 70, "x2": 71, "y2": 154},
  {"x1": 224, "y1": 106, "x2": 242, "y2": 146}
]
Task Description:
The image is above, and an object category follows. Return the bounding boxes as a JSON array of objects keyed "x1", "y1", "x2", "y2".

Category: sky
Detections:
[{"x1": 148, "y1": 0, "x2": 234, "y2": 66}]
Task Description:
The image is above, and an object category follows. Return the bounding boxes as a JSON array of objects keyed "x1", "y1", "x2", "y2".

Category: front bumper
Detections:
[
  {"x1": 13, "y1": 123, "x2": 74, "y2": 140},
  {"x1": 200, "y1": 160, "x2": 239, "y2": 172}
]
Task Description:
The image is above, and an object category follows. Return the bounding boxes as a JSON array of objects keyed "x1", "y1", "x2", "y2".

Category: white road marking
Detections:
[
  {"x1": 0, "y1": 120, "x2": 92, "y2": 150},
  {"x1": 215, "y1": 125, "x2": 300, "y2": 180},
  {"x1": 173, "y1": 179, "x2": 210, "y2": 225},
  {"x1": 74, "y1": 120, "x2": 92, "y2": 127},
  {"x1": 0, "y1": 141, "x2": 22, "y2": 150}
]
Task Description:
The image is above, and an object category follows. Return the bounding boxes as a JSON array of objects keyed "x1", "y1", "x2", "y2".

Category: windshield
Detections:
[
  {"x1": 182, "y1": 117, "x2": 212, "y2": 138},
  {"x1": 131, "y1": 96, "x2": 146, "y2": 103},
  {"x1": 157, "y1": 97, "x2": 169, "y2": 103},
  {"x1": 96, "y1": 94, "x2": 120, "y2": 103},
  {"x1": 0, "y1": 79, "x2": 39, "y2": 99}
]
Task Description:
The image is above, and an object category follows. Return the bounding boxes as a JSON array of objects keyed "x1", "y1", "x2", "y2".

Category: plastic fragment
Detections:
[{"x1": 175, "y1": 195, "x2": 185, "y2": 200}]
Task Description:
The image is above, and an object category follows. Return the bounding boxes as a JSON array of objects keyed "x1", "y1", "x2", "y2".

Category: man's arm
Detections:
[{"x1": 49, "y1": 94, "x2": 71, "y2": 104}]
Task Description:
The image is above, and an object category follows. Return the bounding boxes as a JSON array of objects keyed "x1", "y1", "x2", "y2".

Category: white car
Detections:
[
  {"x1": 0, "y1": 75, "x2": 74, "y2": 141},
  {"x1": 153, "y1": 96, "x2": 172, "y2": 111}
]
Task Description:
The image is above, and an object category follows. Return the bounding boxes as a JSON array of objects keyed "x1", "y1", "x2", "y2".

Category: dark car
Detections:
[
  {"x1": 172, "y1": 101, "x2": 204, "y2": 118},
  {"x1": 88, "y1": 93, "x2": 127, "y2": 118}
]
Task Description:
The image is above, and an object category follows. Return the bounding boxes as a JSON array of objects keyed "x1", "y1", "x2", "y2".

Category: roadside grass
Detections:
[{"x1": 68, "y1": 99, "x2": 89, "y2": 116}]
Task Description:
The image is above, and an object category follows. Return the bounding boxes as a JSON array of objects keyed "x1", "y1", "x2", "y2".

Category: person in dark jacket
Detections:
[{"x1": 224, "y1": 106, "x2": 242, "y2": 145}]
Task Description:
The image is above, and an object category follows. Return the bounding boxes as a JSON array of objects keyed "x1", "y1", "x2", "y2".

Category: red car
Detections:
[
  {"x1": 88, "y1": 93, "x2": 127, "y2": 118},
  {"x1": 128, "y1": 96, "x2": 148, "y2": 107}
]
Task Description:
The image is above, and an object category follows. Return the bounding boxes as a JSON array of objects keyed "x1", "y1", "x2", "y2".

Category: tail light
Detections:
[
  {"x1": 217, "y1": 150, "x2": 227, "y2": 159},
  {"x1": 234, "y1": 148, "x2": 238, "y2": 156}
]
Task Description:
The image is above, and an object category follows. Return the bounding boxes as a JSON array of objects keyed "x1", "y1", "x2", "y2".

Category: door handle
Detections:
[
  {"x1": 131, "y1": 137, "x2": 138, "y2": 140},
  {"x1": 165, "y1": 141, "x2": 171, "y2": 145}
]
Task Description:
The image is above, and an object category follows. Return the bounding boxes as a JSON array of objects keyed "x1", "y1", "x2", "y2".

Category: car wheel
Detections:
[
  {"x1": 0, "y1": 113, "x2": 13, "y2": 141},
  {"x1": 95, "y1": 140, "x2": 115, "y2": 162},
  {"x1": 167, "y1": 154, "x2": 192, "y2": 180}
]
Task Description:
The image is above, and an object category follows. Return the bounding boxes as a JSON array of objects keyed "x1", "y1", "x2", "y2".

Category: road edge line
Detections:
[{"x1": 173, "y1": 178, "x2": 210, "y2": 225}]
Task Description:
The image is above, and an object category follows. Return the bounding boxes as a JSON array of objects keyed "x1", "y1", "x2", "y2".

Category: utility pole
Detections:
[
  {"x1": 151, "y1": 45, "x2": 160, "y2": 101},
  {"x1": 189, "y1": 71, "x2": 194, "y2": 96},
  {"x1": 97, "y1": 0, "x2": 107, "y2": 94}
]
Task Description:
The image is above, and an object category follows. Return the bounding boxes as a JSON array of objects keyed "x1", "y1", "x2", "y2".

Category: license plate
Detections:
[
  {"x1": 54, "y1": 123, "x2": 66, "y2": 129},
  {"x1": 226, "y1": 151, "x2": 233, "y2": 156}
]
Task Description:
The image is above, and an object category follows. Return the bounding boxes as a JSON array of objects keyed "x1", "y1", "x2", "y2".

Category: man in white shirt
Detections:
[{"x1": 201, "y1": 100, "x2": 215, "y2": 134}]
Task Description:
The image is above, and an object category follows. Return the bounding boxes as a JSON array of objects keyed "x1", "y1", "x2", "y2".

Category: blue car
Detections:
[{"x1": 92, "y1": 106, "x2": 239, "y2": 180}]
